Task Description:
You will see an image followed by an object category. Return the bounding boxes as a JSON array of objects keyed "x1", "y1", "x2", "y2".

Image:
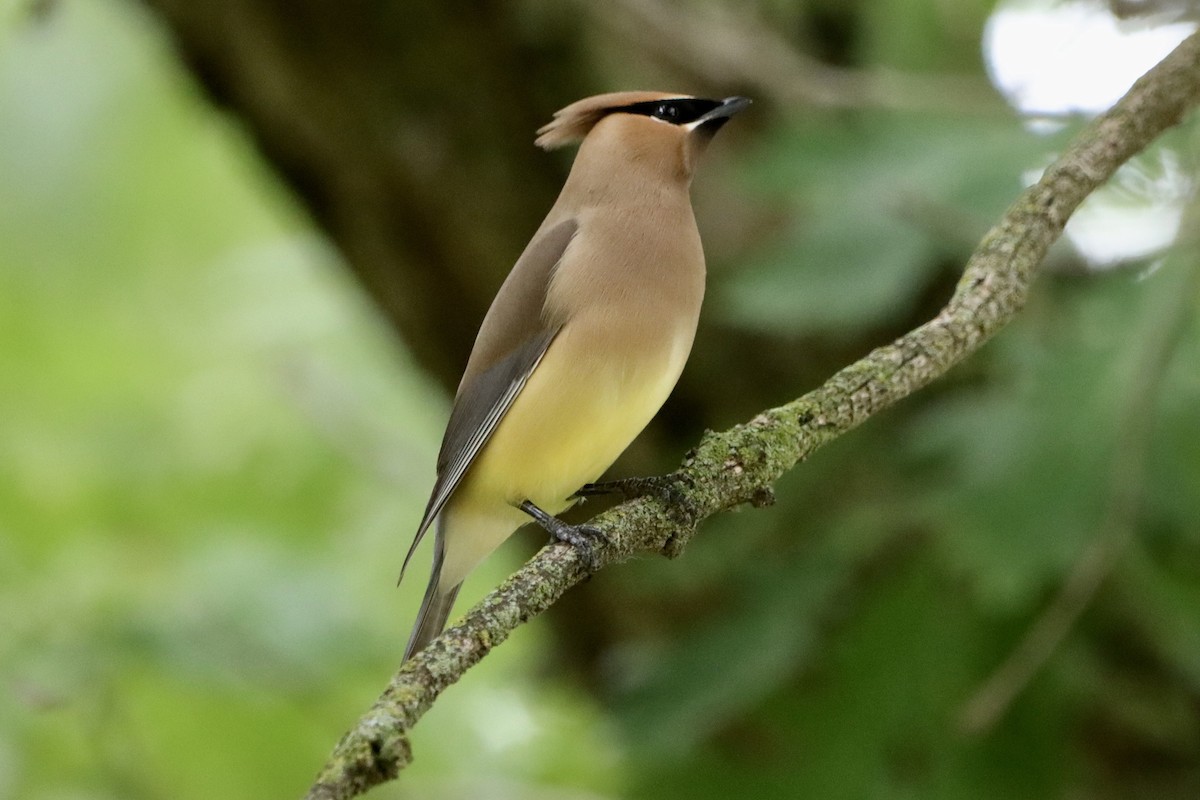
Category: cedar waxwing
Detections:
[{"x1": 401, "y1": 91, "x2": 750, "y2": 660}]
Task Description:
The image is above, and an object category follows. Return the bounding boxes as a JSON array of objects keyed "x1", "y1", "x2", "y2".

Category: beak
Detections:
[{"x1": 687, "y1": 96, "x2": 753, "y2": 134}]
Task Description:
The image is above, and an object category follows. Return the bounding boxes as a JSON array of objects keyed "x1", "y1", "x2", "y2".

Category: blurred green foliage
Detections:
[
  {"x1": 722, "y1": 112, "x2": 1062, "y2": 333},
  {"x1": 2, "y1": 1, "x2": 1199, "y2": 799}
]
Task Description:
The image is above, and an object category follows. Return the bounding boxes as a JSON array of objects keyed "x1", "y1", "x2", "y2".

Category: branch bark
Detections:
[{"x1": 304, "y1": 31, "x2": 1200, "y2": 800}]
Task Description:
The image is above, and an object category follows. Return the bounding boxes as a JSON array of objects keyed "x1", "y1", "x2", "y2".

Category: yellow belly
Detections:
[{"x1": 438, "y1": 320, "x2": 692, "y2": 586}]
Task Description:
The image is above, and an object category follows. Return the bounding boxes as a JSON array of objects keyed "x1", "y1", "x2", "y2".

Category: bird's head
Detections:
[{"x1": 535, "y1": 91, "x2": 750, "y2": 181}]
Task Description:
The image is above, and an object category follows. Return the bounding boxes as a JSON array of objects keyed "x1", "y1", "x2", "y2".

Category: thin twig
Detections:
[
  {"x1": 597, "y1": 0, "x2": 1005, "y2": 114},
  {"x1": 304, "y1": 31, "x2": 1200, "y2": 800}
]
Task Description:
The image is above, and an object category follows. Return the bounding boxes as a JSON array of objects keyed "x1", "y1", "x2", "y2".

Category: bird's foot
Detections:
[
  {"x1": 576, "y1": 473, "x2": 698, "y2": 522},
  {"x1": 519, "y1": 500, "x2": 609, "y2": 572},
  {"x1": 576, "y1": 474, "x2": 701, "y2": 560}
]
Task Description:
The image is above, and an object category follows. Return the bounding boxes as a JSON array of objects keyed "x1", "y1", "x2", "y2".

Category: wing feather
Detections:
[{"x1": 399, "y1": 218, "x2": 577, "y2": 581}]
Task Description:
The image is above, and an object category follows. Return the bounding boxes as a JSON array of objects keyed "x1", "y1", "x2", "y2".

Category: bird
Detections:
[{"x1": 400, "y1": 91, "x2": 750, "y2": 661}]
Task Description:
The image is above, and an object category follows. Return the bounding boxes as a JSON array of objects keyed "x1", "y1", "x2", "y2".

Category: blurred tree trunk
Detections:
[{"x1": 141, "y1": 0, "x2": 592, "y2": 390}]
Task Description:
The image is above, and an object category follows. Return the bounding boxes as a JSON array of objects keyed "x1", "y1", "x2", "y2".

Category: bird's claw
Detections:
[{"x1": 547, "y1": 523, "x2": 609, "y2": 572}]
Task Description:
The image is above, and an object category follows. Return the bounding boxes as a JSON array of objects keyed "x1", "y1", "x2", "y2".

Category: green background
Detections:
[{"x1": 2, "y1": 1, "x2": 1199, "y2": 798}]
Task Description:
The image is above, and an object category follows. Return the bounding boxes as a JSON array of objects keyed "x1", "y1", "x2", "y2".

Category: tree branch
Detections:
[{"x1": 304, "y1": 31, "x2": 1200, "y2": 800}]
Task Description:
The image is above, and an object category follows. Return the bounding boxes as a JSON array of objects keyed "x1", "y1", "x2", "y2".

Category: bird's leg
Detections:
[{"x1": 519, "y1": 500, "x2": 609, "y2": 572}]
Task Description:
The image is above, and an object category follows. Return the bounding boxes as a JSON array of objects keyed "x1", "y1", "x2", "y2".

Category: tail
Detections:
[{"x1": 403, "y1": 532, "x2": 463, "y2": 662}]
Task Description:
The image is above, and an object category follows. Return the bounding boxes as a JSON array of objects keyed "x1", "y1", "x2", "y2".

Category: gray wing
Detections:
[{"x1": 400, "y1": 218, "x2": 577, "y2": 581}]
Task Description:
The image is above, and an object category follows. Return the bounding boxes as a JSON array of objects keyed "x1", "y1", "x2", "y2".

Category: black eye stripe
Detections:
[{"x1": 616, "y1": 98, "x2": 722, "y2": 125}]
